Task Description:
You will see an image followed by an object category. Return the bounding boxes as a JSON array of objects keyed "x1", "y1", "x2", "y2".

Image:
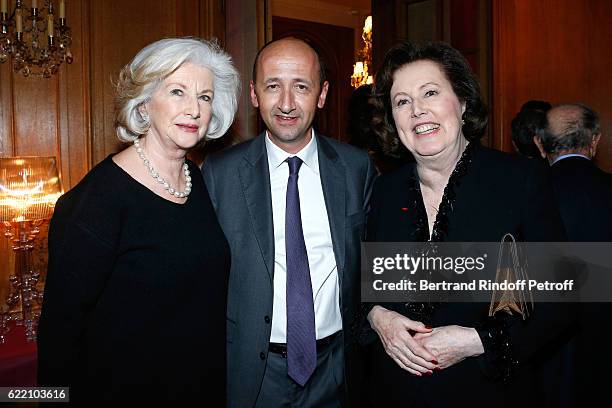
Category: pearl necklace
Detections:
[{"x1": 133, "y1": 139, "x2": 192, "y2": 198}]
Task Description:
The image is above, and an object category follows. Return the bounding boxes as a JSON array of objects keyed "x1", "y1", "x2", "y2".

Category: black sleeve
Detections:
[
  {"x1": 476, "y1": 160, "x2": 575, "y2": 380},
  {"x1": 358, "y1": 177, "x2": 385, "y2": 346},
  {"x1": 366, "y1": 175, "x2": 383, "y2": 242},
  {"x1": 37, "y1": 194, "x2": 118, "y2": 387}
]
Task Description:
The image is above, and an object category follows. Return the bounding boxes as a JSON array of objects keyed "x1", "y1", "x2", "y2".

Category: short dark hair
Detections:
[
  {"x1": 347, "y1": 84, "x2": 376, "y2": 150},
  {"x1": 252, "y1": 37, "x2": 326, "y2": 86},
  {"x1": 520, "y1": 100, "x2": 551, "y2": 113},
  {"x1": 511, "y1": 100, "x2": 551, "y2": 158},
  {"x1": 539, "y1": 103, "x2": 601, "y2": 154},
  {"x1": 371, "y1": 41, "x2": 488, "y2": 157}
]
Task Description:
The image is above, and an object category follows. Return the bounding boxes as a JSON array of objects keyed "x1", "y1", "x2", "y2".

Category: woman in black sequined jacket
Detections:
[{"x1": 363, "y1": 41, "x2": 572, "y2": 407}]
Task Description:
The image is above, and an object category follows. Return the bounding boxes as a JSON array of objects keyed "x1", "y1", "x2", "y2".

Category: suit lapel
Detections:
[
  {"x1": 317, "y1": 136, "x2": 346, "y2": 286},
  {"x1": 238, "y1": 134, "x2": 275, "y2": 282}
]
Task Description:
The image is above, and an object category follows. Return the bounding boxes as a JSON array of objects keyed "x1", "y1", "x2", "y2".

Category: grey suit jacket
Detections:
[{"x1": 203, "y1": 133, "x2": 375, "y2": 407}]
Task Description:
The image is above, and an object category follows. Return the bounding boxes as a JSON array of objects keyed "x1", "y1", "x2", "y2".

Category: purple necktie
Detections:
[{"x1": 285, "y1": 156, "x2": 316, "y2": 386}]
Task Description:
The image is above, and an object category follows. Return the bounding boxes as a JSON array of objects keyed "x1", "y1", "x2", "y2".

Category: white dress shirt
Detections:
[{"x1": 266, "y1": 131, "x2": 342, "y2": 343}]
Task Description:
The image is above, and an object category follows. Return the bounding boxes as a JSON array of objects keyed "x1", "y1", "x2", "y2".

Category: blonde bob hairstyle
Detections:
[{"x1": 114, "y1": 37, "x2": 240, "y2": 142}]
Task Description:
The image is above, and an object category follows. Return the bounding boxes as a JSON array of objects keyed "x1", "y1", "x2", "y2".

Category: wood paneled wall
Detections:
[
  {"x1": 224, "y1": 0, "x2": 262, "y2": 143},
  {"x1": 372, "y1": 0, "x2": 490, "y2": 143},
  {"x1": 272, "y1": 16, "x2": 355, "y2": 142},
  {"x1": 0, "y1": 0, "x2": 225, "y2": 312},
  {"x1": 271, "y1": 0, "x2": 369, "y2": 60},
  {"x1": 491, "y1": 0, "x2": 612, "y2": 170},
  {"x1": 371, "y1": 0, "x2": 489, "y2": 86}
]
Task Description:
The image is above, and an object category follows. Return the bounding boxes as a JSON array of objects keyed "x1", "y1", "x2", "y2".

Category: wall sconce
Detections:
[
  {"x1": 0, "y1": 0, "x2": 72, "y2": 77},
  {"x1": 351, "y1": 15, "x2": 373, "y2": 88},
  {"x1": 0, "y1": 156, "x2": 62, "y2": 342}
]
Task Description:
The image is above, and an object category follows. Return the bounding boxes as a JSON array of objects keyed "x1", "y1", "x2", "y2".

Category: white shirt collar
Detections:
[
  {"x1": 552, "y1": 153, "x2": 591, "y2": 165},
  {"x1": 265, "y1": 130, "x2": 319, "y2": 174}
]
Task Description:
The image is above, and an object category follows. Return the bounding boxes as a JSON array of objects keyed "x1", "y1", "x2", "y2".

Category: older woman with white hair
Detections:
[{"x1": 38, "y1": 37, "x2": 240, "y2": 404}]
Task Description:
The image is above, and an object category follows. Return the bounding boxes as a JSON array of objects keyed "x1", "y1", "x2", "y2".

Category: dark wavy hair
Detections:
[
  {"x1": 371, "y1": 41, "x2": 488, "y2": 157},
  {"x1": 510, "y1": 100, "x2": 551, "y2": 158}
]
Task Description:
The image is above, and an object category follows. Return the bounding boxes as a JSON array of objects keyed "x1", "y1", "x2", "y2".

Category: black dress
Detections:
[
  {"x1": 38, "y1": 156, "x2": 229, "y2": 405},
  {"x1": 365, "y1": 143, "x2": 573, "y2": 407}
]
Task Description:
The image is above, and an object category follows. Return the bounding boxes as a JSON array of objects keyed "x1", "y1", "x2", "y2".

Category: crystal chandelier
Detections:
[
  {"x1": 0, "y1": 0, "x2": 72, "y2": 78},
  {"x1": 351, "y1": 15, "x2": 373, "y2": 88}
]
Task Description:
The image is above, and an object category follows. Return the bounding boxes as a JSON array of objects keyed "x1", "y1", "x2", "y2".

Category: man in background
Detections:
[
  {"x1": 535, "y1": 102, "x2": 612, "y2": 240},
  {"x1": 535, "y1": 102, "x2": 612, "y2": 405}
]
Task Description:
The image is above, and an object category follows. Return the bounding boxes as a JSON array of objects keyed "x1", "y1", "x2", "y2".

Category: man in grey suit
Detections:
[{"x1": 203, "y1": 37, "x2": 375, "y2": 407}]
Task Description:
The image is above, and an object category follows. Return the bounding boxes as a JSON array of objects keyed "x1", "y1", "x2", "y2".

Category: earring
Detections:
[
  {"x1": 461, "y1": 119, "x2": 465, "y2": 125},
  {"x1": 141, "y1": 111, "x2": 149, "y2": 122}
]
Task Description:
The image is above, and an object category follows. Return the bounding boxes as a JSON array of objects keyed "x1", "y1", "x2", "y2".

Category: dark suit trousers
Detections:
[{"x1": 255, "y1": 335, "x2": 344, "y2": 407}]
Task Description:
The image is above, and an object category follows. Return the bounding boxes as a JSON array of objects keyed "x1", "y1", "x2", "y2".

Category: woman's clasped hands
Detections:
[{"x1": 368, "y1": 306, "x2": 485, "y2": 375}]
